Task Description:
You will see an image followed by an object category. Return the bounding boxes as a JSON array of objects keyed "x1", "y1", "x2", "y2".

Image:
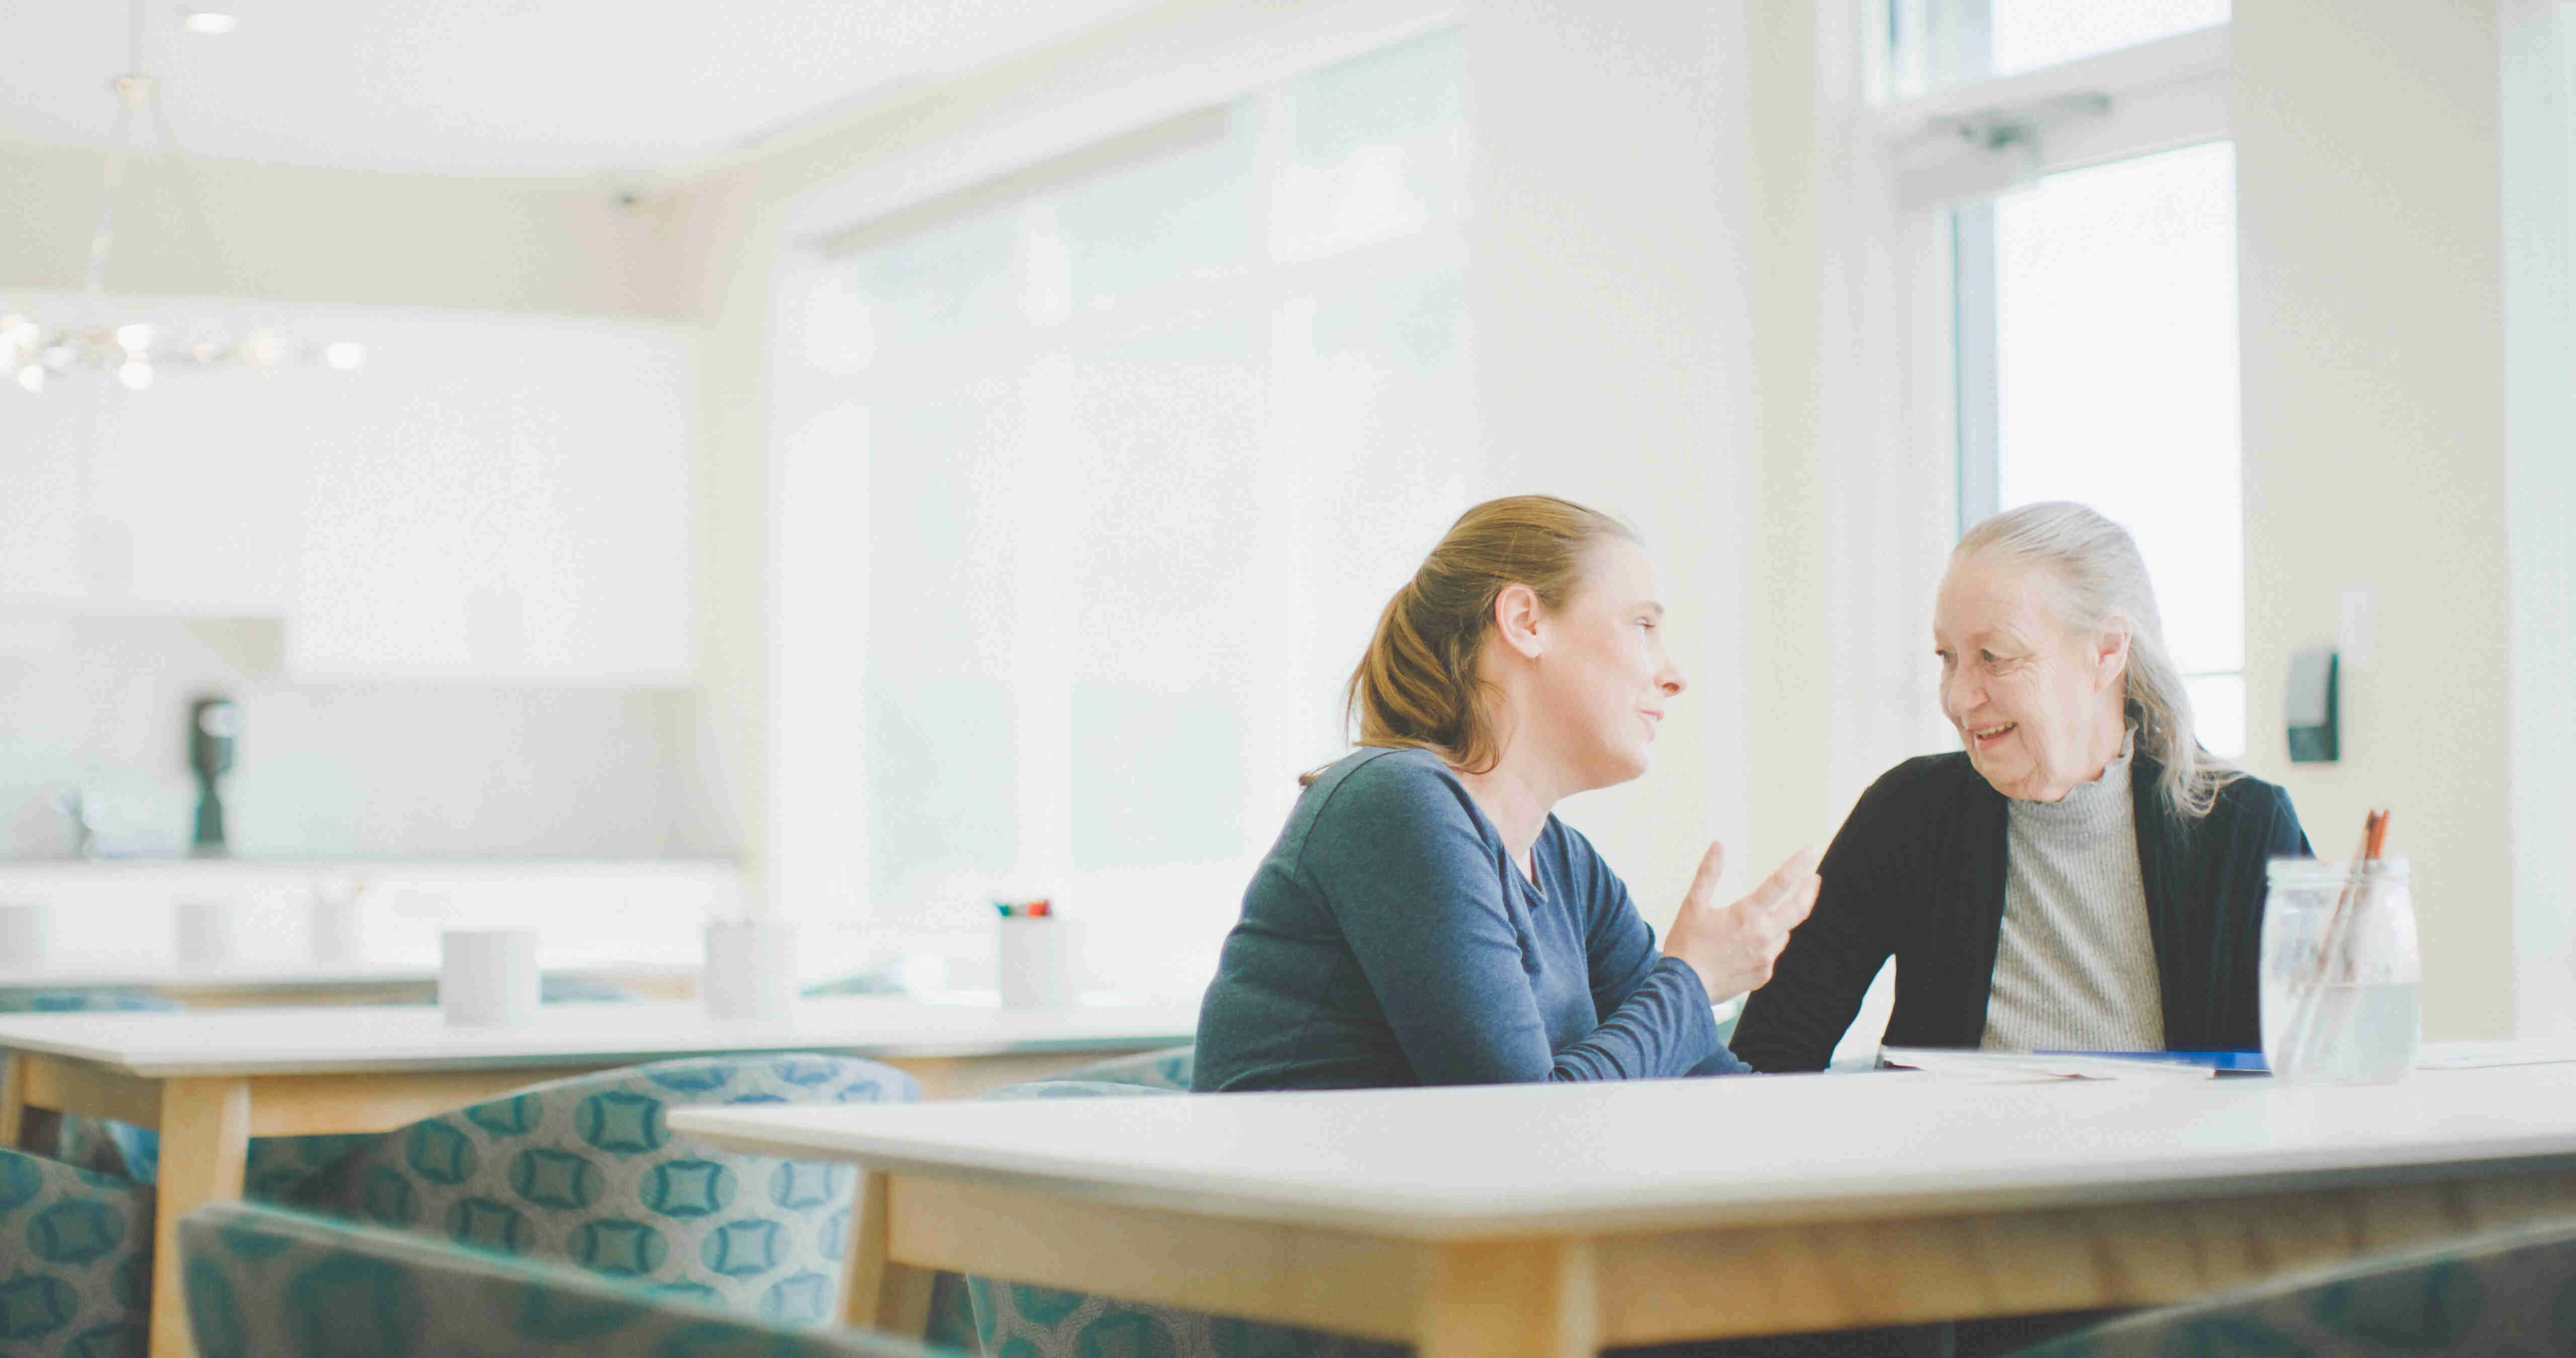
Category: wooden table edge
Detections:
[{"x1": 850, "y1": 1165, "x2": 2576, "y2": 1348}]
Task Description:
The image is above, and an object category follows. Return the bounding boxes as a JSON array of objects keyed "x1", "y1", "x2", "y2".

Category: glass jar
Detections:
[{"x1": 2261, "y1": 857, "x2": 2419, "y2": 1084}]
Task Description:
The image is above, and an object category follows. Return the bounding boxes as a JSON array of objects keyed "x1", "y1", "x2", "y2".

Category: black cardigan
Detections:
[{"x1": 1731, "y1": 751, "x2": 2310, "y2": 1072}]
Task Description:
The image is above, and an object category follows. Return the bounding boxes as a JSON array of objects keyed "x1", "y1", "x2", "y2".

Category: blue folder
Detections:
[{"x1": 2037, "y1": 1049, "x2": 2271, "y2": 1075}]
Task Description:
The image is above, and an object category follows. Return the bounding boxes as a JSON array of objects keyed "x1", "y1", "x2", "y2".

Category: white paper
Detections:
[{"x1": 1877, "y1": 1047, "x2": 2220, "y2": 1083}]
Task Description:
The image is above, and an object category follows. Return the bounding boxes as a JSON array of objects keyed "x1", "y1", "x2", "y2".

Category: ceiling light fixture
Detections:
[
  {"x1": 1, "y1": 0, "x2": 363, "y2": 395},
  {"x1": 180, "y1": 11, "x2": 237, "y2": 35}
]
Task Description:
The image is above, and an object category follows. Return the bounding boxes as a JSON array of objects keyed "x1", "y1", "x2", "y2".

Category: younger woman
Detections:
[{"x1": 1194, "y1": 495, "x2": 1818, "y2": 1091}]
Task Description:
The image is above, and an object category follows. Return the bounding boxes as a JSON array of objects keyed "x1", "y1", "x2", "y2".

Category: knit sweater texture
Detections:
[{"x1": 1980, "y1": 735, "x2": 2164, "y2": 1051}]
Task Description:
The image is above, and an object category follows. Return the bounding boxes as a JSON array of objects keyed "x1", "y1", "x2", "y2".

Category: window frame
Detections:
[{"x1": 1826, "y1": 11, "x2": 2244, "y2": 809}]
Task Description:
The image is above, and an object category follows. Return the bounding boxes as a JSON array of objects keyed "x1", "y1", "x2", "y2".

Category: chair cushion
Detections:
[
  {"x1": 298, "y1": 1052, "x2": 918, "y2": 1326},
  {"x1": 0, "y1": 1147, "x2": 154, "y2": 1358},
  {"x1": 181, "y1": 1199, "x2": 949, "y2": 1358}
]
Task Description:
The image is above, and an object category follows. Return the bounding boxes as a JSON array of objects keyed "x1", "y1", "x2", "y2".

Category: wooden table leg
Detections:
[
  {"x1": 840, "y1": 1170, "x2": 937, "y2": 1336},
  {"x1": 0, "y1": 1058, "x2": 60, "y2": 1168},
  {"x1": 1421, "y1": 1239, "x2": 1598, "y2": 1358},
  {"x1": 149, "y1": 1077, "x2": 249, "y2": 1358},
  {"x1": 0, "y1": 1055, "x2": 26, "y2": 1150}
]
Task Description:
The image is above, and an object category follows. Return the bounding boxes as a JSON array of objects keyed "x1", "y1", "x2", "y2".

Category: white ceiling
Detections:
[{"x1": 0, "y1": 1, "x2": 1157, "y2": 178}]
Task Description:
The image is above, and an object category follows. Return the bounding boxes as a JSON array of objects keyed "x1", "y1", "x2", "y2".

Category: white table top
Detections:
[
  {"x1": 0, "y1": 997, "x2": 1199, "y2": 1077},
  {"x1": 667, "y1": 1063, "x2": 2576, "y2": 1240}
]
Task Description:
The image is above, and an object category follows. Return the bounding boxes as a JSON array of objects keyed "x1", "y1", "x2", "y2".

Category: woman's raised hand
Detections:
[{"x1": 1662, "y1": 842, "x2": 1822, "y2": 1003}]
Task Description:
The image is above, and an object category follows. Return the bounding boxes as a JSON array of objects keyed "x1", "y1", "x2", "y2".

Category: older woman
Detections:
[{"x1": 1731, "y1": 502, "x2": 2311, "y2": 1070}]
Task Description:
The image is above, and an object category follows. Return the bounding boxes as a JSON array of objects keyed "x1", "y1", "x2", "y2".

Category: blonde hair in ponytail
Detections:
[
  {"x1": 1340, "y1": 495, "x2": 1636, "y2": 776},
  {"x1": 1955, "y1": 500, "x2": 2238, "y2": 820}
]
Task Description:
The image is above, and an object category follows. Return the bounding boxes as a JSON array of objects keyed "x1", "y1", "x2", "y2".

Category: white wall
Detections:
[
  {"x1": 1463, "y1": 0, "x2": 1761, "y2": 917},
  {"x1": 0, "y1": 142, "x2": 682, "y2": 316},
  {"x1": 2234, "y1": 0, "x2": 2541, "y2": 1039}
]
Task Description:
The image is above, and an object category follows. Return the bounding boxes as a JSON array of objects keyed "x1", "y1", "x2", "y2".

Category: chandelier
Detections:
[{"x1": 3, "y1": 7, "x2": 362, "y2": 395}]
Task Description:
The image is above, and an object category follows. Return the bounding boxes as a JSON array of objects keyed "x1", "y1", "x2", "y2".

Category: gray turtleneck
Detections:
[{"x1": 1978, "y1": 733, "x2": 2164, "y2": 1052}]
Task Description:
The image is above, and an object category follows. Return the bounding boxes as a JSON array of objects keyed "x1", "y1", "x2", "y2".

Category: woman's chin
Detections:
[
  {"x1": 1966, "y1": 750, "x2": 2033, "y2": 798},
  {"x1": 1591, "y1": 748, "x2": 1652, "y2": 789}
]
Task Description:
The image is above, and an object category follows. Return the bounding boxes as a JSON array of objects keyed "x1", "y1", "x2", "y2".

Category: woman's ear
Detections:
[
  {"x1": 2096, "y1": 616, "x2": 2134, "y2": 690},
  {"x1": 1492, "y1": 583, "x2": 1546, "y2": 660}
]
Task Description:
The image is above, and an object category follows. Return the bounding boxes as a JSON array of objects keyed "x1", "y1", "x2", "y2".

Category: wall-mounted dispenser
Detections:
[
  {"x1": 2287, "y1": 646, "x2": 2339, "y2": 763},
  {"x1": 189, "y1": 696, "x2": 240, "y2": 857}
]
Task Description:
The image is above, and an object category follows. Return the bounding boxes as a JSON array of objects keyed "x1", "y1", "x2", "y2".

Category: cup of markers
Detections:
[{"x1": 995, "y1": 897, "x2": 1080, "y2": 1008}]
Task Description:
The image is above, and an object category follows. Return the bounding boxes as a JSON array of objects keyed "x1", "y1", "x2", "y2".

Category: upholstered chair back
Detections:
[
  {"x1": 180, "y1": 1199, "x2": 950, "y2": 1358},
  {"x1": 294, "y1": 1052, "x2": 917, "y2": 1326},
  {"x1": 2015, "y1": 1211, "x2": 2576, "y2": 1356},
  {"x1": 0, "y1": 1146, "x2": 154, "y2": 1358}
]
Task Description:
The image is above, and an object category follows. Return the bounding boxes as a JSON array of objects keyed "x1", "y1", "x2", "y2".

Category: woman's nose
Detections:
[{"x1": 1659, "y1": 664, "x2": 1685, "y2": 699}]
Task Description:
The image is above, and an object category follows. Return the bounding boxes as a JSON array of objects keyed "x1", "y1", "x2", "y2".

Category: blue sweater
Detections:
[{"x1": 1193, "y1": 746, "x2": 1744, "y2": 1091}]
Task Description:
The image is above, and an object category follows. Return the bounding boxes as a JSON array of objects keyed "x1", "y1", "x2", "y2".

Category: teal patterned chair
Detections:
[
  {"x1": 181, "y1": 1199, "x2": 957, "y2": 1358},
  {"x1": 1048, "y1": 1045, "x2": 1193, "y2": 1090},
  {"x1": 0, "y1": 1146, "x2": 155, "y2": 1357},
  {"x1": 2007, "y1": 1210, "x2": 2576, "y2": 1356},
  {"x1": 959, "y1": 1079, "x2": 1400, "y2": 1358},
  {"x1": 288, "y1": 1052, "x2": 918, "y2": 1328}
]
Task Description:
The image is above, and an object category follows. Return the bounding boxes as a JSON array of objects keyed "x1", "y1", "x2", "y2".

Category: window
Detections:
[
  {"x1": 1890, "y1": 0, "x2": 2245, "y2": 757},
  {"x1": 1955, "y1": 142, "x2": 2246, "y2": 755},
  {"x1": 767, "y1": 33, "x2": 1468, "y2": 997},
  {"x1": 1886, "y1": 0, "x2": 2229, "y2": 96}
]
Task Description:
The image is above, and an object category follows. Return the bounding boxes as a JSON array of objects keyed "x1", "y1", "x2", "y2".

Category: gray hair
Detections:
[{"x1": 1954, "y1": 501, "x2": 2237, "y2": 820}]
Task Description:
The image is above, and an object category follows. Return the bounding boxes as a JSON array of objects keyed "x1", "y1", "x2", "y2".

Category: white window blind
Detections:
[{"x1": 768, "y1": 32, "x2": 1470, "y2": 996}]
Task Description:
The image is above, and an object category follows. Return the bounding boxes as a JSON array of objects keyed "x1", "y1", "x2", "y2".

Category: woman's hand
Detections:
[{"x1": 1662, "y1": 842, "x2": 1822, "y2": 1003}]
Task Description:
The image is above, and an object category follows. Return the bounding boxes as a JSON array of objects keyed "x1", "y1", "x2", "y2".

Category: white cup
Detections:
[
  {"x1": 703, "y1": 920, "x2": 799, "y2": 1023},
  {"x1": 997, "y1": 917, "x2": 1084, "y2": 1009},
  {"x1": 441, "y1": 928, "x2": 540, "y2": 1028},
  {"x1": 0, "y1": 903, "x2": 46, "y2": 970},
  {"x1": 310, "y1": 884, "x2": 365, "y2": 967},
  {"x1": 175, "y1": 898, "x2": 239, "y2": 970}
]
